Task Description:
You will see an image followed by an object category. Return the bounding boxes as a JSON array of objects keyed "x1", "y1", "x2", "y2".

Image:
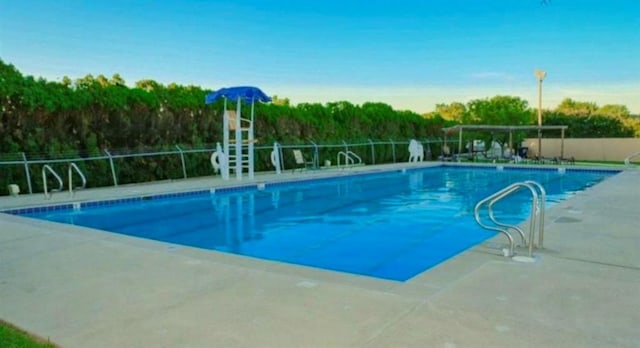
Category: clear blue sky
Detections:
[{"x1": 1, "y1": 0, "x2": 639, "y2": 113}]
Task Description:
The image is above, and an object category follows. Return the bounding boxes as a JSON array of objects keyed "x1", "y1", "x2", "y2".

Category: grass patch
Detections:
[
  {"x1": 0, "y1": 320, "x2": 58, "y2": 348},
  {"x1": 573, "y1": 160, "x2": 628, "y2": 167},
  {"x1": 574, "y1": 160, "x2": 623, "y2": 165}
]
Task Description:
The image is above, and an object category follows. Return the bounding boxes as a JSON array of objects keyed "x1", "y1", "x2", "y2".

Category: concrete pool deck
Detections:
[{"x1": 1, "y1": 163, "x2": 639, "y2": 347}]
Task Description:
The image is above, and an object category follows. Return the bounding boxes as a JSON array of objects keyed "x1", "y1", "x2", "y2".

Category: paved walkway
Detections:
[{"x1": 1, "y1": 163, "x2": 639, "y2": 347}]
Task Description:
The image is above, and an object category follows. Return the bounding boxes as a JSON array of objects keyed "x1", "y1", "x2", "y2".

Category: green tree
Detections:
[
  {"x1": 135, "y1": 79, "x2": 161, "y2": 91},
  {"x1": 110, "y1": 73, "x2": 126, "y2": 86},
  {"x1": 596, "y1": 104, "x2": 640, "y2": 136},
  {"x1": 74, "y1": 74, "x2": 96, "y2": 89},
  {"x1": 95, "y1": 74, "x2": 110, "y2": 87},
  {"x1": 555, "y1": 98, "x2": 598, "y2": 116},
  {"x1": 433, "y1": 102, "x2": 467, "y2": 122},
  {"x1": 596, "y1": 104, "x2": 631, "y2": 119},
  {"x1": 464, "y1": 96, "x2": 532, "y2": 125},
  {"x1": 61, "y1": 76, "x2": 73, "y2": 87},
  {"x1": 543, "y1": 111, "x2": 634, "y2": 137},
  {"x1": 271, "y1": 95, "x2": 290, "y2": 106}
]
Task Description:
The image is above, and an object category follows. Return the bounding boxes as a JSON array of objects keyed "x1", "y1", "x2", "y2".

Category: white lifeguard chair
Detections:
[{"x1": 205, "y1": 87, "x2": 271, "y2": 181}]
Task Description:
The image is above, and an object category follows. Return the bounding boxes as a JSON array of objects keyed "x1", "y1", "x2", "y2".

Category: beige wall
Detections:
[{"x1": 522, "y1": 138, "x2": 640, "y2": 162}]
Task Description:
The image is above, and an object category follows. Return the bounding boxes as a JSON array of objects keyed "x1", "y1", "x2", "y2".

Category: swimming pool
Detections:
[{"x1": 16, "y1": 166, "x2": 617, "y2": 281}]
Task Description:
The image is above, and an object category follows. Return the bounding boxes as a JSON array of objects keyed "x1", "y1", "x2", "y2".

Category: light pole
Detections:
[{"x1": 534, "y1": 69, "x2": 546, "y2": 159}]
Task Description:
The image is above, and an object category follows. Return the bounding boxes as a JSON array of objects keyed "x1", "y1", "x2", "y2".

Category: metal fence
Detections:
[{"x1": 0, "y1": 138, "x2": 455, "y2": 196}]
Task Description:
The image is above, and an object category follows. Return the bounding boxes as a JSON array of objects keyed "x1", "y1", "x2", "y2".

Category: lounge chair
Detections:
[
  {"x1": 438, "y1": 145, "x2": 454, "y2": 161},
  {"x1": 485, "y1": 141, "x2": 502, "y2": 160},
  {"x1": 292, "y1": 149, "x2": 315, "y2": 172}
]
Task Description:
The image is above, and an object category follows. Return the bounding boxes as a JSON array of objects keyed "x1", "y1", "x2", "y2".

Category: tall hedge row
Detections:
[{"x1": 0, "y1": 60, "x2": 446, "y2": 194}]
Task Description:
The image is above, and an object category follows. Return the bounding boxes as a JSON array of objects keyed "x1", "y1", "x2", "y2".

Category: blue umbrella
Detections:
[{"x1": 205, "y1": 86, "x2": 271, "y2": 104}]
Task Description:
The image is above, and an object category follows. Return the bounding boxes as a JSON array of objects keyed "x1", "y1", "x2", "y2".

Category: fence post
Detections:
[
  {"x1": 104, "y1": 149, "x2": 118, "y2": 186},
  {"x1": 368, "y1": 139, "x2": 375, "y2": 164},
  {"x1": 389, "y1": 139, "x2": 396, "y2": 163},
  {"x1": 425, "y1": 139, "x2": 433, "y2": 160},
  {"x1": 310, "y1": 141, "x2": 319, "y2": 168},
  {"x1": 21, "y1": 152, "x2": 33, "y2": 194},
  {"x1": 278, "y1": 143, "x2": 285, "y2": 172},
  {"x1": 175, "y1": 145, "x2": 188, "y2": 179}
]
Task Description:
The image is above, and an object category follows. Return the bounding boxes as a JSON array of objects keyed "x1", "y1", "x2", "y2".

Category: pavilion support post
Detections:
[
  {"x1": 561, "y1": 128, "x2": 565, "y2": 159},
  {"x1": 509, "y1": 131, "x2": 513, "y2": 157},
  {"x1": 442, "y1": 133, "x2": 447, "y2": 159}
]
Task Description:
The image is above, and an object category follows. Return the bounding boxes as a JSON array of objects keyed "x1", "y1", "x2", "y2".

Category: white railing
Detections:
[
  {"x1": 336, "y1": 151, "x2": 362, "y2": 168},
  {"x1": 68, "y1": 163, "x2": 87, "y2": 197},
  {"x1": 474, "y1": 180, "x2": 546, "y2": 259},
  {"x1": 623, "y1": 151, "x2": 640, "y2": 166},
  {"x1": 42, "y1": 164, "x2": 63, "y2": 199}
]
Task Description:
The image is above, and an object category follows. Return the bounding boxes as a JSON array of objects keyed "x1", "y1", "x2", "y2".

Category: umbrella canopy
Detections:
[{"x1": 205, "y1": 86, "x2": 271, "y2": 104}]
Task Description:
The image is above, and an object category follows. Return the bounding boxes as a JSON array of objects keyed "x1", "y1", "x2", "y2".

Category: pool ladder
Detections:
[
  {"x1": 337, "y1": 151, "x2": 362, "y2": 168},
  {"x1": 42, "y1": 163, "x2": 87, "y2": 199},
  {"x1": 624, "y1": 151, "x2": 640, "y2": 167},
  {"x1": 474, "y1": 181, "x2": 546, "y2": 259}
]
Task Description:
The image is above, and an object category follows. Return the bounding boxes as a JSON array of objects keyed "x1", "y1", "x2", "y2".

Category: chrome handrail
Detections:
[
  {"x1": 486, "y1": 186, "x2": 528, "y2": 247},
  {"x1": 42, "y1": 164, "x2": 63, "y2": 199},
  {"x1": 337, "y1": 151, "x2": 351, "y2": 167},
  {"x1": 474, "y1": 181, "x2": 546, "y2": 258},
  {"x1": 337, "y1": 151, "x2": 363, "y2": 168},
  {"x1": 524, "y1": 180, "x2": 547, "y2": 248},
  {"x1": 68, "y1": 162, "x2": 87, "y2": 197},
  {"x1": 346, "y1": 151, "x2": 362, "y2": 165},
  {"x1": 623, "y1": 151, "x2": 640, "y2": 166}
]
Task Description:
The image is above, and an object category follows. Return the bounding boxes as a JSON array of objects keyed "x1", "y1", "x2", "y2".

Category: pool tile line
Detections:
[
  {"x1": 1, "y1": 168, "x2": 404, "y2": 215},
  {"x1": 504, "y1": 166, "x2": 621, "y2": 174},
  {"x1": 264, "y1": 166, "x2": 438, "y2": 189},
  {"x1": 2, "y1": 184, "x2": 263, "y2": 215},
  {"x1": 213, "y1": 184, "x2": 259, "y2": 194},
  {"x1": 445, "y1": 162, "x2": 621, "y2": 174},
  {"x1": 3, "y1": 203, "x2": 74, "y2": 215},
  {"x1": 2, "y1": 164, "x2": 620, "y2": 216}
]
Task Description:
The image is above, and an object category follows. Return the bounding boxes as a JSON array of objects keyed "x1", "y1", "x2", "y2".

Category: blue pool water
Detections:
[{"x1": 19, "y1": 166, "x2": 616, "y2": 281}]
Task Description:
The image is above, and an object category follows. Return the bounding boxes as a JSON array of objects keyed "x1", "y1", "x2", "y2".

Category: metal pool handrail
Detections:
[
  {"x1": 346, "y1": 151, "x2": 362, "y2": 165},
  {"x1": 68, "y1": 162, "x2": 87, "y2": 197},
  {"x1": 42, "y1": 164, "x2": 63, "y2": 200},
  {"x1": 623, "y1": 151, "x2": 640, "y2": 166},
  {"x1": 337, "y1": 151, "x2": 362, "y2": 168},
  {"x1": 474, "y1": 181, "x2": 546, "y2": 258},
  {"x1": 524, "y1": 180, "x2": 547, "y2": 248},
  {"x1": 337, "y1": 151, "x2": 350, "y2": 167}
]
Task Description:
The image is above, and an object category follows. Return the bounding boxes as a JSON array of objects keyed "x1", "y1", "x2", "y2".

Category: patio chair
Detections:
[
  {"x1": 292, "y1": 149, "x2": 314, "y2": 172},
  {"x1": 438, "y1": 145, "x2": 454, "y2": 161}
]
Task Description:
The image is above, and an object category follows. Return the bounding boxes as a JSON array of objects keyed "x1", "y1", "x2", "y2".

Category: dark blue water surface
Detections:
[{"x1": 22, "y1": 166, "x2": 617, "y2": 281}]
